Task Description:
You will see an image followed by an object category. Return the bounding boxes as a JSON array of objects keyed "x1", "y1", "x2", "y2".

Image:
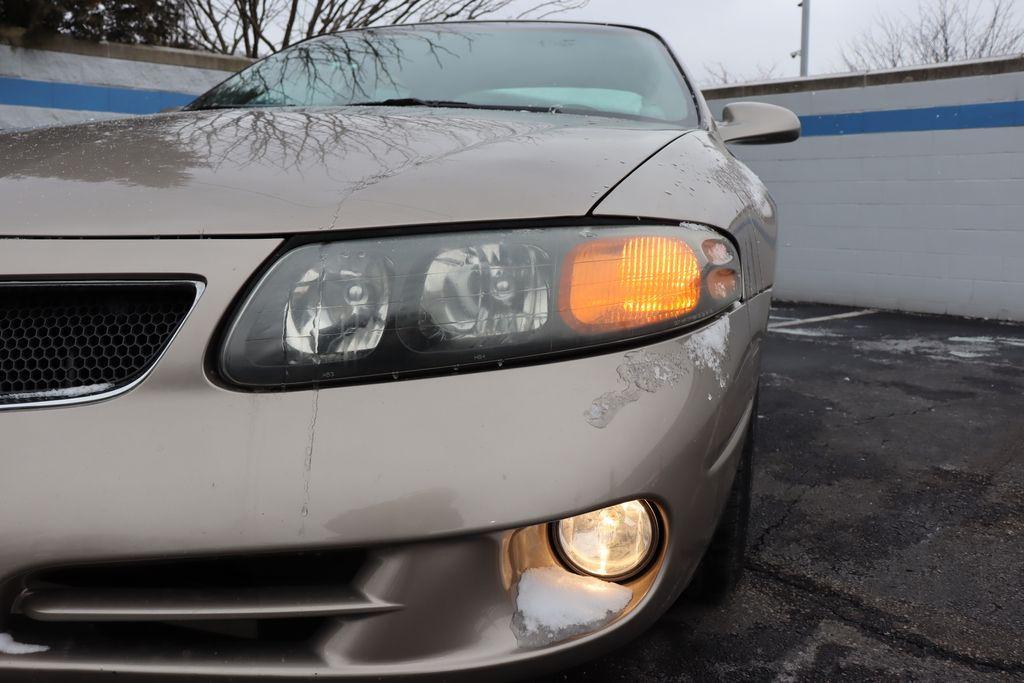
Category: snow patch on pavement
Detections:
[
  {"x1": 771, "y1": 327, "x2": 842, "y2": 339},
  {"x1": 512, "y1": 567, "x2": 632, "y2": 645},
  {"x1": 855, "y1": 334, "x2": 1024, "y2": 362},
  {"x1": 949, "y1": 335, "x2": 1024, "y2": 348},
  {"x1": 0, "y1": 633, "x2": 49, "y2": 655},
  {"x1": 950, "y1": 350, "x2": 986, "y2": 359},
  {"x1": 948, "y1": 336, "x2": 996, "y2": 344}
]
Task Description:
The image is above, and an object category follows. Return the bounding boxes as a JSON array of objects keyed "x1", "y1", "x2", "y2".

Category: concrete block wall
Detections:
[
  {"x1": 704, "y1": 56, "x2": 1024, "y2": 322},
  {"x1": 0, "y1": 27, "x2": 248, "y2": 131}
]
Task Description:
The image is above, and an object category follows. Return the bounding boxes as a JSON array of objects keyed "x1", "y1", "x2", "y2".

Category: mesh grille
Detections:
[{"x1": 0, "y1": 282, "x2": 197, "y2": 406}]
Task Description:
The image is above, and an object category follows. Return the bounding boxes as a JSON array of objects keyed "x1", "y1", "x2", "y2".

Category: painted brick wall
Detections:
[{"x1": 704, "y1": 58, "x2": 1024, "y2": 322}]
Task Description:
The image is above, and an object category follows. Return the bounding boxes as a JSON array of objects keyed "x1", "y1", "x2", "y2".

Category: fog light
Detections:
[{"x1": 553, "y1": 500, "x2": 658, "y2": 581}]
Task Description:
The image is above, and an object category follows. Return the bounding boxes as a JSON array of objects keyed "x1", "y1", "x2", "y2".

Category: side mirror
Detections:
[{"x1": 717, "y1": 102, "x2": 801, "y2": 144}]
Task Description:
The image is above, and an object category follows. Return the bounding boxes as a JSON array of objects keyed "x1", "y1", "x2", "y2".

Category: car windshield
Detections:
[{"x1": 188, "y1": 23, "x2": 699, "y2": 126}]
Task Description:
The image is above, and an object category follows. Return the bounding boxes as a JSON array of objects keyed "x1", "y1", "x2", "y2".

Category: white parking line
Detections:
[{"x1": 769, "y1": 309, "x2": 877, "y2": 330}]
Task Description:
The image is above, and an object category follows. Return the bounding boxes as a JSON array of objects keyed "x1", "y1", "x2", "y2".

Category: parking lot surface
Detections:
[{"x1": 538, "y1": 303, "x2": 1024, "y2": 681}]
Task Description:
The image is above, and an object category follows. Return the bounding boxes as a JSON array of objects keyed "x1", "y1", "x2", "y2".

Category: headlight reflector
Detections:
[
  {"x1": 283, "y1": 250, "x2": 390, "y2": 363},
  {"x1": 219, "y1": 224, "x2": 739, "y2": 387},
  {"x1": 554, "y1": 500, "x2": 658, "y2": 580},
  {"x1": 418, "y1": 244, "x2": 550, "y2": 346}
]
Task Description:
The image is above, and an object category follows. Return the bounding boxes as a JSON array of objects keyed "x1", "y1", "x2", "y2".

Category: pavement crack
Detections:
[
  {"x1": 750, "y1": 486, "x2": 809, "y2": 555},
  {"x1": 745, "y1": 560, "x2": 1024, "y2": 675},
  {"x1": 852, "y1": 408, "x2": 925, "y2": 425},
  {"x1": 850, "y1": 394, "x2": 978, "y2": 426}
]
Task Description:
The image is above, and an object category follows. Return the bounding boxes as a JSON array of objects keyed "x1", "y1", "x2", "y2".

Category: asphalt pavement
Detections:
[{"x1": 537, "y1": 302, "x2": 1024, "y2": 682}]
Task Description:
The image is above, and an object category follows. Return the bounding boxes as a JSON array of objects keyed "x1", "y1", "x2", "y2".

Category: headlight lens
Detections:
[
  {"x1": 554, "y1": 500, "x2": 658, "y2": 580},
  {"x1": 219, "y1": 224, "x2": 740, "y2": 387}
]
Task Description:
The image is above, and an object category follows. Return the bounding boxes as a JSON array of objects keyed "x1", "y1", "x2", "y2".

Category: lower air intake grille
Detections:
[{"x1": 0, "y1": 281, "x2": 199, "y2": 406}]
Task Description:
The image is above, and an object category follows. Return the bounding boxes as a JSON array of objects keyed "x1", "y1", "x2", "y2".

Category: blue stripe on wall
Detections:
[
  {"x1": 0, "y1": 77, "x2": 195, "y2": 114},
  {"x1": 800, "y1": 100, "x2": 1024, "y2": 136},
  {"x1": 2, "y1": 76, "x2": 1024, "y2": 134}
]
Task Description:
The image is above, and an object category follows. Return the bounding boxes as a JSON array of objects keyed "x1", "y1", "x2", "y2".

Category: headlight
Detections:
[{"x1": 219, "y1": 224, "x2": 740, "y2": 387}]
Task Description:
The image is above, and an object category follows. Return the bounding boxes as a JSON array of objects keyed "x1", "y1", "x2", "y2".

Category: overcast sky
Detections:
[{"x1": 504, "y1": 0, "x2": 1023, "y2": 85}]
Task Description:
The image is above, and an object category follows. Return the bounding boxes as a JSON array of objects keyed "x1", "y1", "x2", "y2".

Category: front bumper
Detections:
[{"x1": 0, "y1": 238, "x2": 769, "y2": 680}]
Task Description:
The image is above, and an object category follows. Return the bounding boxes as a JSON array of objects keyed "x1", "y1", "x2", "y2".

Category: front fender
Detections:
[{"x1": 593, "y1": 131, "x2": 778, "y2": 298}]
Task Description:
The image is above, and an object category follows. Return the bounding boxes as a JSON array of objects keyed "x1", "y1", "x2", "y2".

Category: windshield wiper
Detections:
[
  {"x1": 346, "y1": 98, "x2": 565, "y2": 114},
  {"x1": 188, "y1": 98, "x2": 644, "y2": 120},
  {"x1": 188, "y1": 103, "x2": 297, "y2": 111}
]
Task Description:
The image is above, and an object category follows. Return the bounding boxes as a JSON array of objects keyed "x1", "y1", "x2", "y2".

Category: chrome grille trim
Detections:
[{"x1": 18, "y1": 585, "x2": 401, "y2": 622}]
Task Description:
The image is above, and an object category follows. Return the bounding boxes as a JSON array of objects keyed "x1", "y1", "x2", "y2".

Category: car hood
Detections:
[{"x1": 0, "y1": 107, "x2": 686, "y2": 237}]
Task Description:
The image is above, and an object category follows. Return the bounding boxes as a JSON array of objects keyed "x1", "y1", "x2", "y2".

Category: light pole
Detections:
[{"x1": 799, "y1": 0, "x2": 811, "y2": 77}]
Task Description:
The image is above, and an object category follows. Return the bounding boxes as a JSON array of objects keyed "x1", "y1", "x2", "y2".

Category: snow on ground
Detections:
[
  {"x1": 948, "y1": 335, "x2": 1024, "y2": 348},
  {"x1": 853, "y1": 335, "x2": 1023, "y2": 362},
  {"x1": 768, "y1": 312, "x2": 1024, "y2": 365},
  {"x1": 770, "y1": 327, "x2": 842, "y2": 338}
]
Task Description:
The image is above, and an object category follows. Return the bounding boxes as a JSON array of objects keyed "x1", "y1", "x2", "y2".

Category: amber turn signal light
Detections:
[
  {"x1": 560, "y1": 236, "x2": 701, "y2": 332},
  {"x1": 707, "y1": 268, "x2": 739, "y2": 301}
]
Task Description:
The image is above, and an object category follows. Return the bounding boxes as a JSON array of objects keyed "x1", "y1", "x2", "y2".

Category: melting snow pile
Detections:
[
  {"x1": 0, "y1": 633, "x2": 49, "y2": 655},
  {"x1": 512, "y1": 567, "x2": 632, "y2": 645}
]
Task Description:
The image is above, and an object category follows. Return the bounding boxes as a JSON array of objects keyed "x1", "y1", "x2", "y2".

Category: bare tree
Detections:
[
  {"x1": 179, "y1": 0, "x2": 589, "y2": 57},
  {"x1": 842, "y1": 0, "x2": 1024, "y2": 71},
  {"x1": 702, "y1": 61, "x2": 780, "y2": 87}
]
